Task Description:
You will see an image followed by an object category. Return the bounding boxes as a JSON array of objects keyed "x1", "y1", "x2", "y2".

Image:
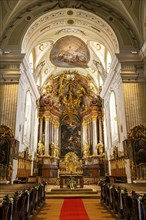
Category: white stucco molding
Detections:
[
  {"x1": 21, "y1": 56, "x2": 40, "y2": 100},
  {"x1": 22, "y1": 8, "x2": 119, "y2": 56}
]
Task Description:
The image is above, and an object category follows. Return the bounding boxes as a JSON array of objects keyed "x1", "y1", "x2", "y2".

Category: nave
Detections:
[
  {"x1": 0, "y1": 0, "x2": 146, "y2": 219},
  {"x1": 0, "y1": 178, "x2": 146, "y2": 219},
  {"x1": 35, "y1": 198, "x2": 117, "y2": 220}
]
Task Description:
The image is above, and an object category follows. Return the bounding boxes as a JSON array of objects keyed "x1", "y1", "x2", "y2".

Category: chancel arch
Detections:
[{"x1": 20, "y1": 8, "x2": 120, "y2": 180}]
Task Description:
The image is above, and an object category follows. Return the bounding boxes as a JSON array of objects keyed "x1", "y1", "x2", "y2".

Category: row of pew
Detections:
[
  {"x1": 0, "y1": 183, "x2": 45, "y2": 220},
  {"x1": 100, "y1": 182, "x2": 146, "y2": 220}
]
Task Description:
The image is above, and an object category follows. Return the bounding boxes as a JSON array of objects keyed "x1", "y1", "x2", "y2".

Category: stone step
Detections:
[
  {"x1": 47, "y1": 187, "x2": 99, "y2": 194},
  {"x1": 46, "y1": 187, "x2": 100, "y2": 199},
  {"x1": 46, "y1": 194, "x2": 100, "y2": 199},
  {"x1": 51, "y1": 188, "x2": 93, "y2": 192},
  {"x1": 47, "y1": 190, "x2": 98, "y2": 194}
]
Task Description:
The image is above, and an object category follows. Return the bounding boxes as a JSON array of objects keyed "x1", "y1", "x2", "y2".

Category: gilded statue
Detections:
[
  {"x1": 37, "y1": 140, "x2": 44, "y2": 156},
  {"x1": 113, "y1": 146, "x2": 118, "y2": 159},
  {"x1": 58, "y1": 73, "x2": 66, "y2": 95},
  {"x1": 82, "y1": 143, "x2": 90, "y2": 158},
  {"x1": 7, "y1": 162, "x2": 13, "y2": 180},
  {"x1": 130, "y1": 160, "x2": 136, "y2": 179},
  {"x1": 51, "y1": 143, "x2": 60, "y2": 158},
  {"x1": 96, "y1": 141, "x2": 104, "y2": 155}
]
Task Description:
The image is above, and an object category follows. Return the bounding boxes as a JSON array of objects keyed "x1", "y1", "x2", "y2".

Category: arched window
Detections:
[
  {"x1": 109, "y1": 92, "x2": 118, "y2": 143},
  {"x1": 23, "y1": 91, "x2": 32, "y2": 145}
]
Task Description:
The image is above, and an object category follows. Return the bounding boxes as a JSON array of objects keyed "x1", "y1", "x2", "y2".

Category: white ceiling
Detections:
[{"x1": 0, "y1": 0, "x2": 145, "y2": 89}]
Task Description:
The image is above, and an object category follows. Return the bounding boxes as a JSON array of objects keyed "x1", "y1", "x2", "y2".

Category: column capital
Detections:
[
  {"x1": 44, "y1": 116, "x2": 50, "y2": 121},
  {"x1": 0, "y1": 53, "x2": 25, "y2": 83},
  {"x1": 116, "y1": 52, "x2": 146, "y2": 82}
]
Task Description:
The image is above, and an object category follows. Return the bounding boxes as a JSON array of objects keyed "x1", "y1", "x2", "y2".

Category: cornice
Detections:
[
  {"x1": 116, "y1": 52, "x2": 146, "y2": 82},
  {"x1": 0, "y1": 53, "x2": 25, "y2": 64},
  {"x1": 0, "y1": 53, "x2": 25, "y2": 83}
]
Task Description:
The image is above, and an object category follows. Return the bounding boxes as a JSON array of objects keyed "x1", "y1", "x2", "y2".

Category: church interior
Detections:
[{"x1": 0, "y1": 0, "x2": 146, "y2": 219}]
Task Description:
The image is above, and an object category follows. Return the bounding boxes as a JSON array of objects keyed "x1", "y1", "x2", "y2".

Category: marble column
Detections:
[
  {"x1": 82, "y1": 123, "x2": 88, "y2": 146},
  {"x1": 52, "y1": 123, "x2": 54, "y2": 143},
  {"x1": 53, "y1": 124, "x2": 58, "y2": 145},
  {"x1": 88, "y1": 122, "x2": 92, "y2": 147},
  {"x1": 45, "y1": 119, "x2": 50, "y2": 155},
  {"x1": 99, "y1": 116, "x2": 103, "y2": 143},
  {"x1": 92, "y1": 118, "x2": 98, "y2": 154},
  {"x1": 39, "y1": 117, "x2": 43, "y2": 142},
  {"x1": 49, "y1": 121, "x2": 52, "y2": 144},
  {"x1": 55, "y1": 125, "x2": 59, "y2": 145}
]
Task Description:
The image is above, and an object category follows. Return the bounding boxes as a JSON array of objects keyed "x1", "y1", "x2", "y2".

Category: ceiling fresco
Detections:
[{"x1": 50, "y1": 35, "x2": 90, "y2": 68}]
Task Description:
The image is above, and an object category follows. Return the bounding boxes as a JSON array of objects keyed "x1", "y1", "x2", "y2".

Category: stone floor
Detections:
[{"x1": 34, "y1": 185, "x2": 118, "y2": 220}]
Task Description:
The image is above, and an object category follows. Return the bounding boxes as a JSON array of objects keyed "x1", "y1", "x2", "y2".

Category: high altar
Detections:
[{"x1": 37, "y1": 71, "x2": 106, "y2": 185}]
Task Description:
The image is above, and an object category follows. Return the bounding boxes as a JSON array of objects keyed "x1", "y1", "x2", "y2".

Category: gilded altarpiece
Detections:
[
  {"x1": 37, "y1": 71, "x2": 105, "y2": 182},
  {"x1": 123, "y1": 125, "x2": 146, "y2": 181}
]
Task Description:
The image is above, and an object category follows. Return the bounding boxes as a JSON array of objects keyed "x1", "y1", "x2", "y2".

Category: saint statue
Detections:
[
  {"x1": 96, "y1": 141, "x2": 104, "y2": 155},
  {"x1": 82, "y1": 143, "x2": 90, "y2": 158},
  {"x1": 7, "y1": 162, "x2": 13, "y2": 180},
  {"x1": 51, "y1": 143, "x2": 60, "y2": 158},
  {"x1": 37, "y1": 140, "x2": 44, "y2": 155}
]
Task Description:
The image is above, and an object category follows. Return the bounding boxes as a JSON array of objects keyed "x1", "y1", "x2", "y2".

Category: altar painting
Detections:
[{"x1": 61, "y1": 121, "x2": 81, "y2": 157}]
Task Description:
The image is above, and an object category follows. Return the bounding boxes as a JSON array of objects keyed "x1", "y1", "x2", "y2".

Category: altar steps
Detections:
[{"x1": 46, "y1": 188, "x2": 100, "y2": 199}]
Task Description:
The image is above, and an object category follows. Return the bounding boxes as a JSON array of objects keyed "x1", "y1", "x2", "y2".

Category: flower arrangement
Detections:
[
  {"x1": 67, "y1": 176, "x2": 76, "y2": 189},
  {"x1": 138, "y1": 194, "x2": 146, "y2": 203},
  {"x1": 3, "y1": 194, "x2": 13, "y2": 204}
]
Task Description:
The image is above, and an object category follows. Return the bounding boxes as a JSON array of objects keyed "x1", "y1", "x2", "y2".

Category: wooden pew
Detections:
[
  {"x1": 100, "y1": 182, "x2": 146, "y2": 220},
  {"x1": 0, "y1": 195, "x2": 11, "y2": 220},
  {"x1": 0, "y1": 183, "x2": 46, "y2": 220}
]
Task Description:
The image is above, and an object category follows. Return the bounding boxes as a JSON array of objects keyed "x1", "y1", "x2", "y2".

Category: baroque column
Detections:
[
  {"x1": 92, "y1": 117, "x2": 98, "y2": 154},
  {"x1": 44, "y1": 118, "x2": 50, "y2": 155},
  {"x1": 98, "y1": 115, "x2": 103, "y2": 143},
  {"x1": 55, "y1": 125, "x2": 59, "y2": 146},
  {"x1": 39, "y1": 117, "x2": 43, "y2": 142},
  {"x1": 82, "y1": 123, "x2": 88, "y2": 146}
]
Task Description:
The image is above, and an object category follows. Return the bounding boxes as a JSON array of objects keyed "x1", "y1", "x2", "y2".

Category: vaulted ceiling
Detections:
[
  {"x1": 0, "y1": 0, "x2": 145, "y2": 51},
  {"x1": 0, "y1": 0, "x2": 145, "y2": 90}
]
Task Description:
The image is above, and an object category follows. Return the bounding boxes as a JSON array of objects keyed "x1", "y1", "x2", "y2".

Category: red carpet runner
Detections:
[{"x1": 59, "y1": 198, "x2": 90, "y2": 220}]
